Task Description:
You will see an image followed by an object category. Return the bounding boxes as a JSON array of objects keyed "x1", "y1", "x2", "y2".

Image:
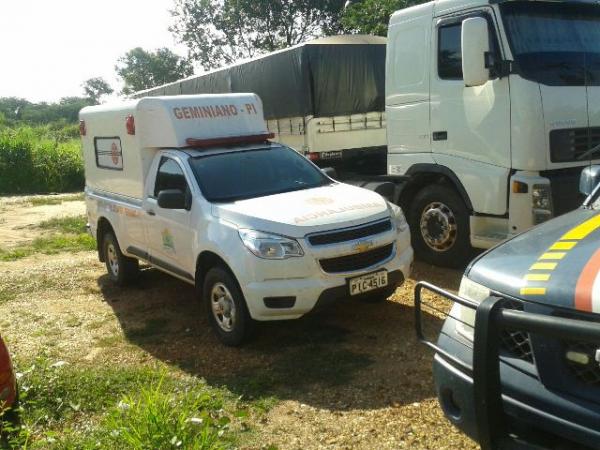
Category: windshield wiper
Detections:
[{"x1": 577, "y1": 142, "x2": 600, "y2": 160}]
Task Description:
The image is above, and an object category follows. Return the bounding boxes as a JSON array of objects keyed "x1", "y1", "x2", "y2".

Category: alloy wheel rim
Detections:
[
  {"x1": 107, "y1": 243, "x2": 119, "y2": 276},
  {"x1": 211, "y1": 282, "x2": 236, "y2": 332},
  {"x1": 420, "y1": 201, "x2": 458, "y2": 252}
]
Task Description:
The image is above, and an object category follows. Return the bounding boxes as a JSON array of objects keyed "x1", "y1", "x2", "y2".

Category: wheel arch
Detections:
[
  {"x1": 195, "y1": 251, "x2": 238, "y2": 292},
  {"x1": 399, "y1": 164, "x2": 473, "y2": 213},
  {"x1": 96, "y1": 217, "x2": 115, "y2": 262}
]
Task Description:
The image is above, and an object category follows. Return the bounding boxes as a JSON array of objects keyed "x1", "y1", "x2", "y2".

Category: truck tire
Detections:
[
  {"x1": 408, "y1": 185, "x2": 471, "y2": 268},
  {"x1": 203, "y1": 267, "x2": 254, "y2": 347},
  {"x1": 102, "y1": 232, "x2": 139, "y2": 286}
]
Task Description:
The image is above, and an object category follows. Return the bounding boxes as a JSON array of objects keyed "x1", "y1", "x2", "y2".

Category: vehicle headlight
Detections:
[
  {"x1": 388, "y1": 202, "x2": 408, "y2": 232},
  {"x1": 532, "y1": 184, "x2": 553, "y2": 224},
  {"x1": 238, "y1": 229, "x2": 304, "y2": 259},
  {"x1": 452, "y1": 276, "x2": 491, "y2": 342}
]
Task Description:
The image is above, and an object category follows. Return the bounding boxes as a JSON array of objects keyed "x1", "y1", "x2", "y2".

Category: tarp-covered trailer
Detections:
[{"x1": 133, "y1": 35, "x2": 387, "y2": 173}]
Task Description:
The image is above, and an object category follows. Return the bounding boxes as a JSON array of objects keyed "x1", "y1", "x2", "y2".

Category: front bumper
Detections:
[
  {"x1": 434, "y1": 327, "x2": 600, "y2": 449},
  {"x1": 415, "y1": 283, "x2": 600, "y2": 450},
  {"x1": 240, "y1": 239, "x2": 413, "y2": 321}
]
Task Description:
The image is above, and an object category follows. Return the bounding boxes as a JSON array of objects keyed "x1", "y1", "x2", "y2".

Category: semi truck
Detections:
[
  {"x1": 134, "y1": 35, "x2": 388, "y2": 175},
  {"x1": 80, "y1": 94, "x2": 413, "y2": 346},
  {"x1": 136, "y1": 0, "x2": 600, "y2": 269}
]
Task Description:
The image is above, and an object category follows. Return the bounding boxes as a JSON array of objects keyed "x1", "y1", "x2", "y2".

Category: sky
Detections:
[{"x1": 0, "y1": 0, "x2": 189, "y2": 103}]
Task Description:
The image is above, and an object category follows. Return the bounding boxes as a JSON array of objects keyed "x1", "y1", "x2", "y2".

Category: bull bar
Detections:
[{"x1": 414, "y1": 281, "x2": 600, "y2": 450}]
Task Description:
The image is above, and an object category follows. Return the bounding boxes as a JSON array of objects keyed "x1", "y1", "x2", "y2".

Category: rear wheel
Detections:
[
  {"x1": 409, "y1": 185, "x2": 471, "y2": 268},
  {"x1": 203, "y1": 267, "x2": 254, "y2": 346},
  {"x1": 103, "y1": 232, "x2": 139, "y2": 286}
]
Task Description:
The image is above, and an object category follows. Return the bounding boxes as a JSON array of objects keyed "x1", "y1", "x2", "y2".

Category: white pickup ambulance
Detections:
[{"x1": 80, "y1": 94, "x2": 413, "y2": 345}]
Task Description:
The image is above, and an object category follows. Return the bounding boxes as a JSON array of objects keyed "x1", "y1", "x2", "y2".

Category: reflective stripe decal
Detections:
[
  {"x1": 530, "y1": 262, "x2": 557, "y2": 270},
  {"x1": 574, "y1": 248, "x2": 600, "y2": 312},
  {"x1": 549, "y1": 241, "x2": 577, "y2": 251},
  {"x1": 539, "y1": 252, "x2": 566, "y2": 260},
  {"x1": 522, "y1": 214, "x2": 600, "y2": 299},
  {"x1": 561, "y1": 214, "x2": 600, "y2": 240},
  {"x1": 520, "y1": 287, "x2": 547, "y2": 295},
  {"x1": 525, "y1": 273, "x2": 551, "y2": 281}
]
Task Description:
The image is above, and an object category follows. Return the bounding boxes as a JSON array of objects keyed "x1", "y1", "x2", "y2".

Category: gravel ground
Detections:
[{"x1": 0, "y1": 196, "x2": 477, "y2": 449}]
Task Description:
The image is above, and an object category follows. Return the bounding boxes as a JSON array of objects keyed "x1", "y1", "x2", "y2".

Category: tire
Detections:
[
  {"x1": 203, "y1": 267, "x2": 254, "y2": 347},
  {"x1": 408, "y1": 185, "x2": 471, "y2": 268},
  {"x1": 103, "y1": 232, "x2": 139, "y2": 286}
]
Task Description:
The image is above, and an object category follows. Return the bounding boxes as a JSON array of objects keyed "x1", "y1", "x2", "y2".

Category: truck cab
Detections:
[
  {"x1": 416, "y1": 166, "x2": 600, "y2": 448},
  {"x1": 387, "y1": 0, "x2": 600, "y2": 267},
  {"x1": 80, "y1": 94, "x2": 413, "y2": 345}
]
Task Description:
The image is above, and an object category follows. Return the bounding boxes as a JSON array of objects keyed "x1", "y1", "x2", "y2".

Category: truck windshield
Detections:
[
  {"x1": 189, "y1": 146, "x2": 331, "y2": 203},
  {"x1": 501, "y1": 1, "x2": 600, "y2": 86}
]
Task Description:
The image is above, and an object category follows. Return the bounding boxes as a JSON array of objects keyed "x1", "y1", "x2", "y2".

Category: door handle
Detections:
[{"x1": 146, "y1": 209, "x2": 156, "y2": 216}]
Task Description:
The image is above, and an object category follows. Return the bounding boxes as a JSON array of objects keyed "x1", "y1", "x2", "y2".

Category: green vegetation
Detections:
[
  {"x1": 0, "y1": 126, "x2": 84, "y2": 194},
  {"x1": 28, "y1": 193, "x2": 84, "y2": 206},
  {"x1": 2, "y1": 359, "x2": 249, "y2": 449},
  {"x1": 0, "y1": 215, "x2": 94, "y2": 261}
]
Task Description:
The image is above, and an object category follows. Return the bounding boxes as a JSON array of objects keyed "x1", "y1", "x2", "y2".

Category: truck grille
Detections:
[
  {"x1": 308, "y1": 219, "x2": 391, "y2": 246},
  {"x1": 550, "y1": 127, "x2": 600, "y2": 163},
  {"x1": 564, "y1": 341, "x2": 600, "y2": 386},
  {"x1": 319, "y1": 243, "x2": 393, "y2": 273},
  {"x1": 499, "y1": 300, "x2": 534, "y2": 364}
]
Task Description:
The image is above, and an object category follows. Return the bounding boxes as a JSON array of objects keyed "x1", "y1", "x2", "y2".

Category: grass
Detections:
[
  {"x1": 0, "y1": 215, "x2": 94, "y2": 261},
  {"x1": 1, "y1": 358, "x2": 252, "y2": 449},
  {"x1": 0, "y1": 126, "x2": 84, "y2": 194},
  {"x1": 29, "y1": 193, "x2": 84, "y2": 206}
]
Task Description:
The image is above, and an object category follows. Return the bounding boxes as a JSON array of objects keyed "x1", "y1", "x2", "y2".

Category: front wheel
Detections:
[
  {"x1": 408, "y1": 185, "x2": 472, "y2": 268},
  {"x1": 203, "y1": 267, "x2": 254, "y2": 346}
]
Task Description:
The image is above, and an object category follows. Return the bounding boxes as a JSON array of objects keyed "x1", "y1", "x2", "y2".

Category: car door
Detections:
[
  {"x1": 430, "y1": 10, "x2": 511, "y2": 169},
  {"x1": 143, "y1": 156, "x2": 195, "y2": 281}
]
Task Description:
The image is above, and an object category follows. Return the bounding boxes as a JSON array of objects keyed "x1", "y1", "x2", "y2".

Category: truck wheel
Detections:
[
  {"x1": 409, "y1": 185, "x2": 471, "y2": 268},
  {"x1": 103, "y1": 232, "x2": 139, "y2": 286},
  {"x1": 203, "y1": 267, "x2": 254, "y2": 347}
]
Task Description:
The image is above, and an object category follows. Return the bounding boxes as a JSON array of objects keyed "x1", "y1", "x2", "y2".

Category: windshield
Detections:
[
  {"x1": 501, "y1": 1, "x2": 600, "y2": 86},
  {"x1": 189, "y1": 146, "x2": 331, "y2": 203}
]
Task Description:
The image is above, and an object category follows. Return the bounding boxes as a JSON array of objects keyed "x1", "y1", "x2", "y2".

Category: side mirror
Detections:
[
  {"x1": 157, "y1": 189, "x2": 188, "y2": 210},
  {"x1": 461, "y1": 17, "x2": 490, "y2": 87},
  {"x1": 322, "y1": 167, "x2": 337, "y2": 179},
  {"x1": 580, "y1": 165, "x2": 600, "y2": 196}
]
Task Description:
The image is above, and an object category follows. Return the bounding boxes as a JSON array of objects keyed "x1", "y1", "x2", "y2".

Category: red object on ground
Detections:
[{"x1": 0, "y1": 335, "x2": 16, "y2": 411}]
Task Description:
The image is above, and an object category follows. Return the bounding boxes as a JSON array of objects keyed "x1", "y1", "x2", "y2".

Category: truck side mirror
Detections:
[
  {"x1": 461, "y1": 17, "x2": 490, "y2": 87},
  {"x1": 580, "y1": 165, "x2": 600, "y2": 196},
  {"x1": 157, "y1": 189, "x2": 188, "y2": 210}
]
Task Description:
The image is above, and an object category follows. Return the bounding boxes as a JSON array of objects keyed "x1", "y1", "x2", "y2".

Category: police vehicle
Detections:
[{"x1": 416, "y1": 166, "x2": 600, "y2": 449}]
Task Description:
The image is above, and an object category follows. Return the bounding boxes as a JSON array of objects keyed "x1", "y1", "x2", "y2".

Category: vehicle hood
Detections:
[
  {"x1": 467, "y1": 208, "x2": 600, "y2": 313},
  {"x1": 212, "y1": 182, "x2": 390, "y2": 238}
]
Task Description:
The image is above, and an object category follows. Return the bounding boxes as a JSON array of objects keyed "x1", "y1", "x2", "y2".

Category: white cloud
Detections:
[{"x1": 0, "y1": 0, "x2": 190, "y2": 102}]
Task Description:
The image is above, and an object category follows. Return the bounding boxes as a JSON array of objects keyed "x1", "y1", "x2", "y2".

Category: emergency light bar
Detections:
[{"x1": 185, "y1": 133, "x2": 274, "y2": 148}]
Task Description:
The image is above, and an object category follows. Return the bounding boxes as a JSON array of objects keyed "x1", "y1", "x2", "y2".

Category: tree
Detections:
[
  {"x1": 170, "y1": 0, "x2": 346, "y2": 70},
  {"x1": 82, "y1": 77, "x2": 114, "y2": 104},
  {"x1": 342, "y1": 0, "x2": 423, "y2": 36},
  {"x1": 115, "y1": 47, "x2": 194, "y2": 95}
]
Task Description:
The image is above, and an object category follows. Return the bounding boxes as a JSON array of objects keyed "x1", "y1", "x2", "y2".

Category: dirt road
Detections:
[{"x1": 0, "y1": 196, "x2": 476, "y2": 449}]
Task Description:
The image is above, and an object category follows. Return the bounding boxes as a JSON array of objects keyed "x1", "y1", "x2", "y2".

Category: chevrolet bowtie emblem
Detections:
[{"x1": 353, "y1": 240, "x2": 374, "y2": 253}]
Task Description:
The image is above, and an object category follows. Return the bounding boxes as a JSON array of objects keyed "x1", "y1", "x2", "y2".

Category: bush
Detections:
[{"x1": 0, "y1": 126, "x2": 84, "y2": 194}]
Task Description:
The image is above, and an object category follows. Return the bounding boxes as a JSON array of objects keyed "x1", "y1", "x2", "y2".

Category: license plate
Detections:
[{"x1": 349, "y1": 270, "x2": 388, "y2": 296}]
